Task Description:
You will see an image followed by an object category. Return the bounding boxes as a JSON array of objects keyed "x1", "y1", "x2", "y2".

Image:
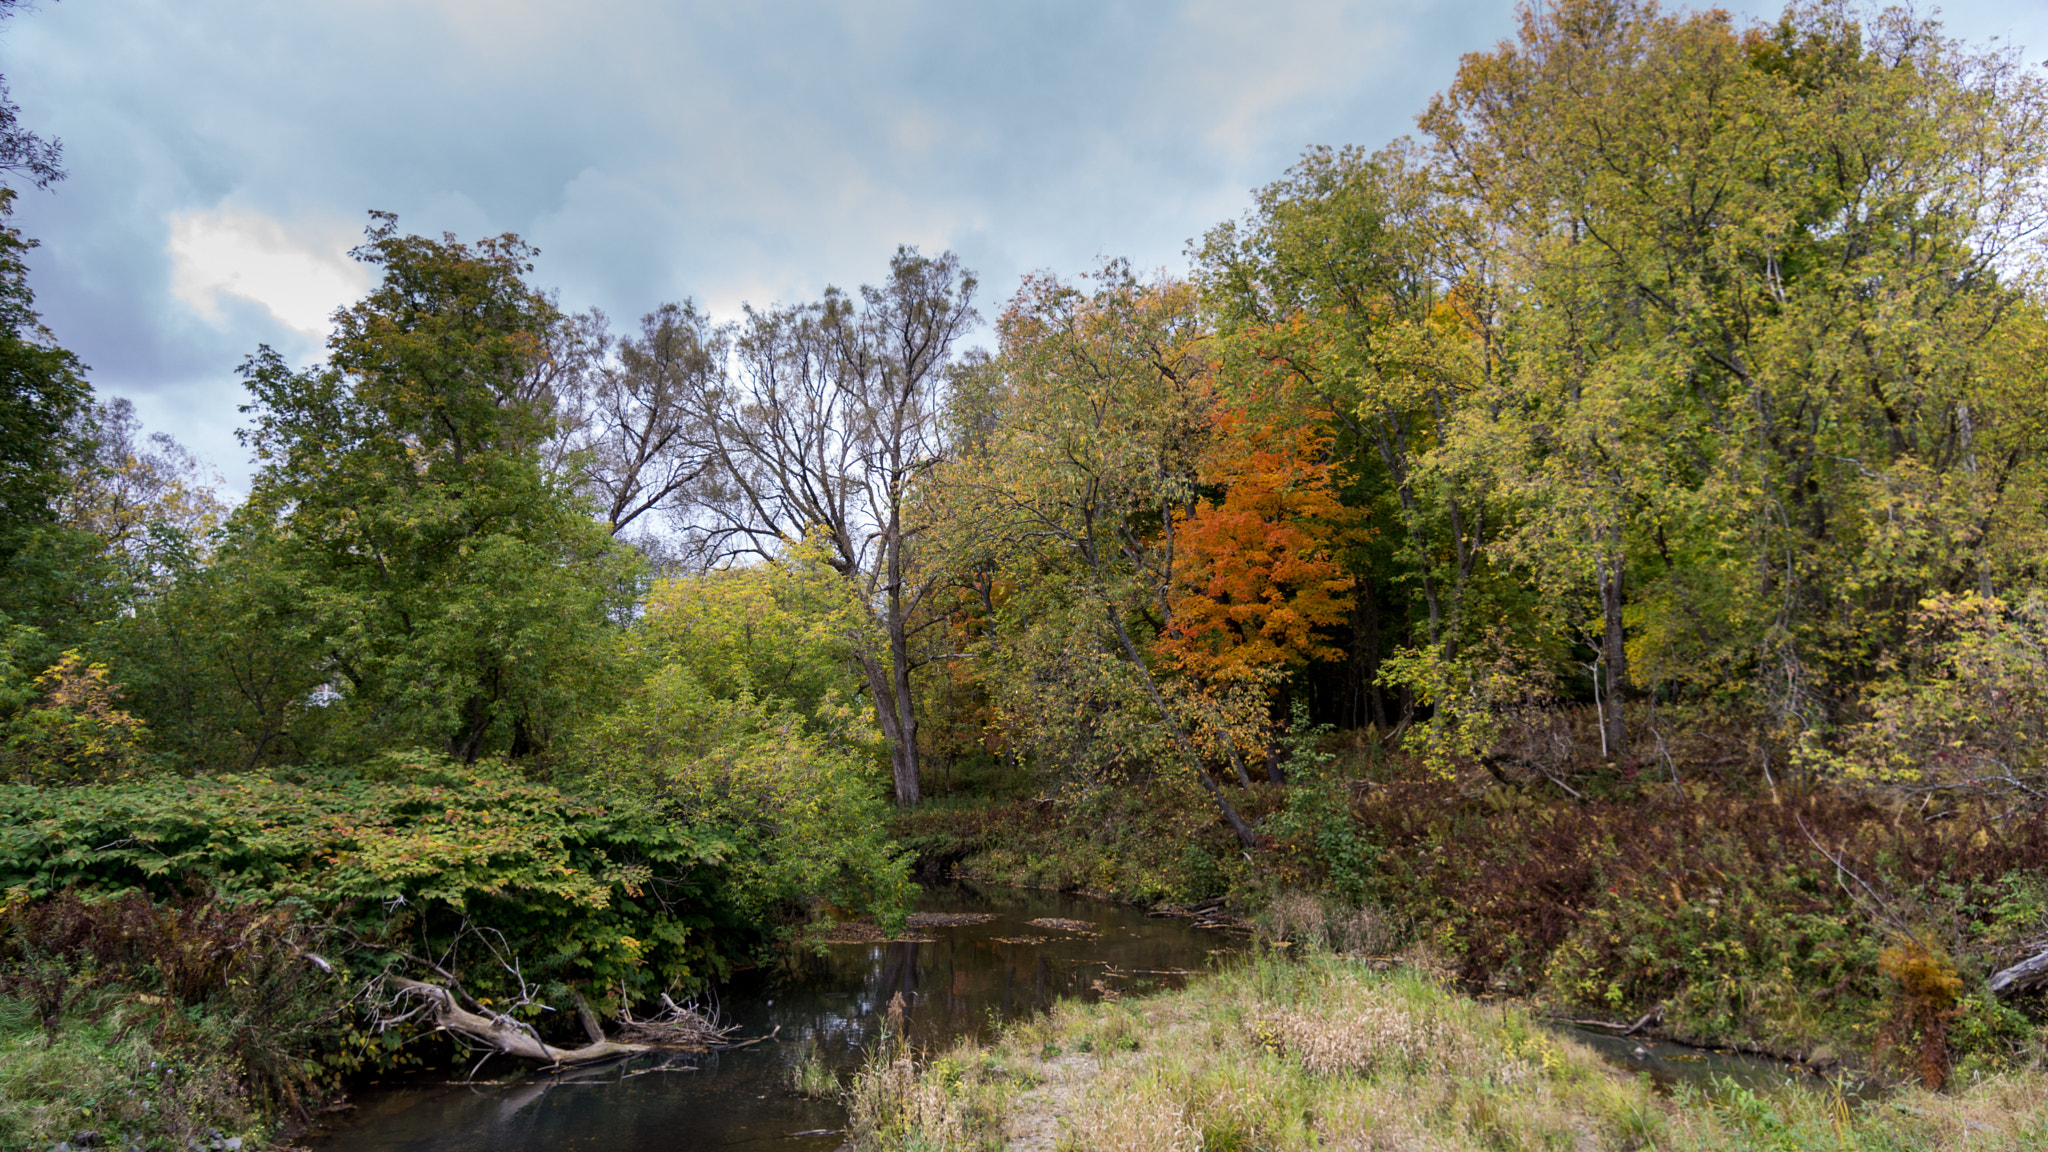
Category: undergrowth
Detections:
[
  {"x1": 845, "y1": 951, "x2": 2048, "y2": 1152},
  {"x1": 0, "y1": 890, "x2": 335, "y2": 1150},
  {"x1": 897, "y1": 722, "x2": 2048, "y2": 1082}
]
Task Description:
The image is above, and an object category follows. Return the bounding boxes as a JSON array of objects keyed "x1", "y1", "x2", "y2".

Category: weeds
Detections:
[
  {"x1": 845, "y1": 993, "x2": 976, "y2": 1150},
  {"x1": 0, "y1": 990, "x2": 263, "y2": 1151},
  {"x1": 786, "y1": 1036, "x2": 838, "y2": 1099},
  {"x1": 847, "y1": 951, "x2": 2048, "y2": 1152},
  {"x1": 0, "y1": 889, "x2": 346, "y2": 1149}
]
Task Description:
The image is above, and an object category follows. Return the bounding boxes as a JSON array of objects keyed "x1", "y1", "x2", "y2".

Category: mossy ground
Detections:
[{"x1": 846, "y1": 951, "x2": 2048, "y2": 1152}]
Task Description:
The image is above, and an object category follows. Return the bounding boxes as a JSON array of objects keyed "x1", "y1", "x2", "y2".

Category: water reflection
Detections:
[{"x1": 314, "y1": 883, "x2": 1240, "y2": 1152}]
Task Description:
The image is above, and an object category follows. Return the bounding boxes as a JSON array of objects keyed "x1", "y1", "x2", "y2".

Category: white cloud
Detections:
[{"x1": 167, "y1": 206, "x2": 371, "y2": 338}]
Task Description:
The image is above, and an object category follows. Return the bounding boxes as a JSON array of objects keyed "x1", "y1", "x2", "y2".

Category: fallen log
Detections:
[
  {"x1": 1990, "y1": 946, "x2": 2048, "y2": 999},
  {"x1": 387, "y1": 977, "x2": 652, "y2": 1066}
]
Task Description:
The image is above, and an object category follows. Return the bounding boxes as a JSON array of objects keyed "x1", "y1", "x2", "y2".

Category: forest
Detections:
[{"x1": 5, "y1": 0, "x2": 2048, "y2": 1147}]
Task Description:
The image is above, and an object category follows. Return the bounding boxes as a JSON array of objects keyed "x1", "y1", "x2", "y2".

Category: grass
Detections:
[
  {"x1": 896, "y1": 734, "x2": 2048, "y2": 1083},
  {"x1": 0, "y1": 989, "x2": 264, "y2": 1152},
  {"x1": 787, "y1": 1036, "x2": 840, "y2": 1099},
  {"x1": 844, "y1": 950, "x2": 2048, "y2": 1152}
]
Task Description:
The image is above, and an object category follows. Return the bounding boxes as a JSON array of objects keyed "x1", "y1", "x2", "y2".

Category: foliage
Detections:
[
  {"x1": 91, "y1": 535, "x2": 331, "y2": 773},
  {"x1": 0, "y1": 755, "x2": 760, "y2": 1007},
  {"x1": 947, "y1": 265, "x2": 1265, "y2": 840},
  {"x1": 1376, "y1": 630, "x2": 1556, "y2": 778},
  {"x1": 1158, "y1": 407, "x2": 1362, "y2": 688},
  {"x1": 893, "y1": 783, "x2": 1264, "y2": 905},
  {"x1": 1833, "y1": 591, "x2": 2048, "y2": 798},
  {"x1": 1418, "y1": 0, "x2": 2048, "y2": 753},
  {"x1": 57, "y1": 397, "x2": 228, "y2": 598},
  {"x1": 633, "y1": 536, "x2": 874, "y2": 725},
  {"x1": 1330, "y1": 764, "x2": 2048, "y2": 1072},
  {"x1": 0, "y1": 989, "x2": 269, "y2": 1152},
  {"x1": 0, "y1": 188, "x2": 99, "y2": 650},
  {"x1": 0, "y1": 647, "x2": 150, "y2": 784},
  {"x1": 230, "y1": 214, "x2": 640, "y2": 762},
  {"x1": 560, "y1": 538, "x2": 913, "y2": 930},
  {"x1": 1, "y1": 889, "x2": 340, "y2": 1125},
  {"x1": 568, "y1": 672, "x2": 911, "y2": 934}
]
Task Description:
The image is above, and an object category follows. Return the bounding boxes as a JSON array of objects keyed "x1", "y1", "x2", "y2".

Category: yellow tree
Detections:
[{"x1": 1421, "y1": 0, "x2": 2048, "y2": 759}]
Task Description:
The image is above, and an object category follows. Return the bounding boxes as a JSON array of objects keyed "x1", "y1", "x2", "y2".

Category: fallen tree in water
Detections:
[
  {"x1": 616, "y1": 994, "x2": 766, "y2": 1049},
  {"x1": 381, "y1": 976, "x2": 769, "y2": 1067},
  {"x1": 385, "y1": 977, "x2": 653, "y2": 1066}
]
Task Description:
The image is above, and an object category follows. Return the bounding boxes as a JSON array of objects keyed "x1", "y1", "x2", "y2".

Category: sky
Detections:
[{"x1": 8, "y1": 0, "x2": 2048, "y2": 490}]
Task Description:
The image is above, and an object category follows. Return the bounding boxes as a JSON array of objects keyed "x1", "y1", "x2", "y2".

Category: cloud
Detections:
[
  {"x1": 19, "y1": 0, "x2": 2042, "y2": 496},
  {"x1": 167, "y1": 205, "x2": 370, "y2": 338}
]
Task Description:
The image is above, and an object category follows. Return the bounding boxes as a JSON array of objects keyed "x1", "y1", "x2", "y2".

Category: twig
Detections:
[{"x1": 1796, "y1": 815, "x2": 1910, "y2": 936}]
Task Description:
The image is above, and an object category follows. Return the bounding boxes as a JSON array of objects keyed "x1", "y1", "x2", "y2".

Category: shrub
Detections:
[{"x1": 0, "y1": 753, "x2": 815, "y2": 1012}]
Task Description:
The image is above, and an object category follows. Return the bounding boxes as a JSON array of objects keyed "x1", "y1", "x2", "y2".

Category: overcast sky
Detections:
[{"x1": 9, "y1": 0, "x2": 2047, "y2": 489}]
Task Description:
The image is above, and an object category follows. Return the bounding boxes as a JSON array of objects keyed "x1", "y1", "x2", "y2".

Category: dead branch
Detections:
[
  {"x1": 385, "y1": 977, "x2": 652, "y2": 1067},
  {"x1": 613, "y1": 993, "x2": 751, "y2": 1050},
  {"x1": 1795, "y1": 815, "x2": 1912, "y2": 936},
  {"x1": 1989, "y1": 944, "x2": 2048, "y2": 999}
]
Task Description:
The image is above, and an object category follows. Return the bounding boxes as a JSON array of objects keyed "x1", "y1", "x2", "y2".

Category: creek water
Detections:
[
  {"x1": 313, "y1": 883, "x2": 1827, "y2": 1152},
  {"x1": 1550, "y1": 1023, "x2": 1840, "y2": 1098},
  {"x1": 313, "y1": 884, "x2": 1242, "y2": 1152}
]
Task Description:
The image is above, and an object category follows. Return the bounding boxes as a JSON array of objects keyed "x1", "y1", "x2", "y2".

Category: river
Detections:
[
  {"x1": 313, "y1": 882, "x2": 1824, "y2": 1151},
  {"x1": 313, "y1": 883, "x2": 1238, "y2": 1151}
]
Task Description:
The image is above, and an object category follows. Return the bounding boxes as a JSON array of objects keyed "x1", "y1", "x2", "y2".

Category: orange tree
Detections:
[{"x1": 1157, "y1": 401, "x2": 1363, "y2": 698}]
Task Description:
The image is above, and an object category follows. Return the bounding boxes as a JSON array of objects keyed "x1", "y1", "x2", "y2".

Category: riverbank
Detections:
[
  {"x1": 896, "y1": 744, "x2": 2048, "y2": 1085},
  {"x1": 846, "y1": 951, "x2": 2048, "y2": 1151}
]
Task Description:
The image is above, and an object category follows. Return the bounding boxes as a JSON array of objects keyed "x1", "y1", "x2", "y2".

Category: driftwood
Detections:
[
  {"x1": 387, "y1": 977, "x2": 653, "y2": 1066},
  {"x1": 1551, "y1": 1006, "x2": 1660, "y2": 1036},
  {"x1": 1990, "y1": 946, "x2": 2048, "y2": 998},
  {"x1": 614, "y1": 993, "x2": 752, "y2": 1050}
]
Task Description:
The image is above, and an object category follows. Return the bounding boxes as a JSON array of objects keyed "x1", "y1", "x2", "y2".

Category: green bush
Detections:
[{"x1": 0, "y1": 752, "x2": 837, "y2": 1008}]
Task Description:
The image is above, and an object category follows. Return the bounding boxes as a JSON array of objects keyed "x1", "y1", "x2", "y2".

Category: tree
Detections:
[
  {"x1": 0, "y1": 188, "x2": 95, "y2": 649},
  {"x1": 232, "y1": 214, "x2": 638, "y2": 762},
  {"x1": 0, "y1": 0, "x2": 63, "y2": 193},
  {"x1": 1196, "y1": 145, "x2": 1500, "y2": 732},
  {"x1": 683, "y1": 247, "x2": 978, "y2": 806},
  {"x1": 548, "y1": 303, "x2": 720, "y2": 547},
  {"x1": 1159, "y1": 404, "x2": 1362, "y2": 694},
  {"x1": 1421, "y1": 0, "x2": 2048, "y2": 759},
  {"x1": 58, "y1": 398, "x2": 227, "y2": 594},
  {"x1": 950, "y1": 266, "x2": 1262, "y2": 846}
]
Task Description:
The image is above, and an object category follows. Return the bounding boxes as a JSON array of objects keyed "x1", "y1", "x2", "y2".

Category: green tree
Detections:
[
  {"x1": 0, "y1": 189, "x2": 107, "y2": 662},
  {"x1": 1420, "y1": 0, "x2": 2048, "y2": 759},
  {"x1": 231, "y1": 214, "x2": 639, "y2": 762}
]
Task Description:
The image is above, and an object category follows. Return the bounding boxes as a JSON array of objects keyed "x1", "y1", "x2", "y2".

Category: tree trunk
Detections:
[
  {"x1": 387, "y1": 977, "x2": 650, "y2": 1066},
  {"x1": 1992, "y1": 947, "x2": 2048, "y2": 999},
  {"x1": 1597, "y1": 543, "x2": 1627, "y2": 759},
  {"x1": 859, "y1": 655, "x2": 922, "y2": 806},
  {"x1": 889, "y1": 615, "x2": 923, "y2": 806}
]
